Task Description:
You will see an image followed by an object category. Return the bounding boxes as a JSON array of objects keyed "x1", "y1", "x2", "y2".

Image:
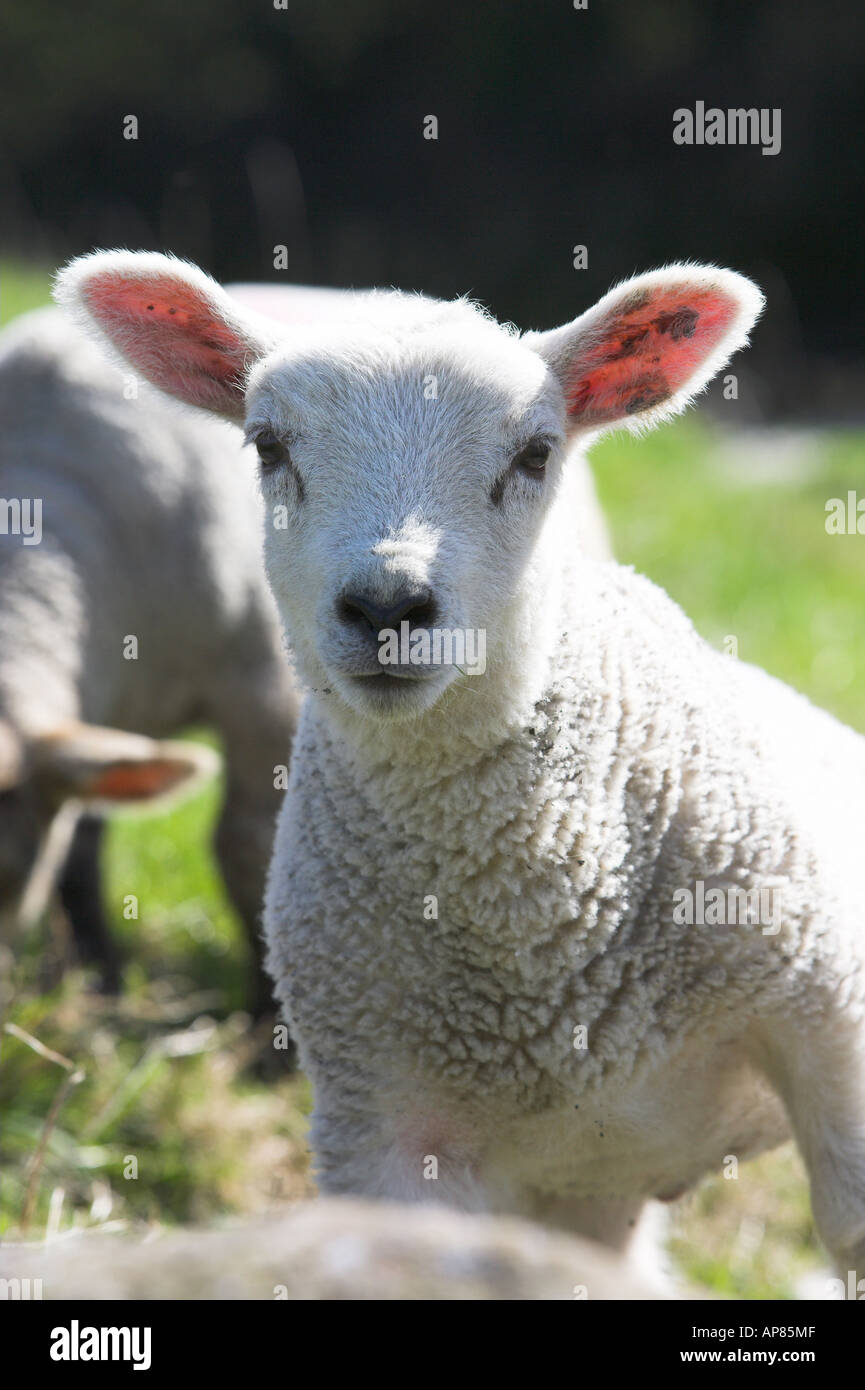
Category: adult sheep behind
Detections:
[{"x1": 0, "y1": 298, "x2": 304, "y2": 1012}]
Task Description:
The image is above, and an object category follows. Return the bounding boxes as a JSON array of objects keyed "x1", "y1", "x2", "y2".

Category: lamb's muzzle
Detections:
[{"x1": 338, "y1": 585, "x2": 437, "y2": 637}]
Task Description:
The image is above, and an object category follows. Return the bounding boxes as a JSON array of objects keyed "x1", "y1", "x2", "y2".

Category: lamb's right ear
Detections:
[{"x1": 54, "y1": 251, "x2": 273, "y2": 422}]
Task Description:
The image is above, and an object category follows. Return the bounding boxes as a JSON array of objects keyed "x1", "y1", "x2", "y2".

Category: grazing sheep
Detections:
[
  {"x1": 0, "y1": 304, "x2": 299, "y2": 1008},
  {"x1": 0, "y1": 1199, "x2": 662, "y2": 1300},
  {"x1": 57, "y1": 250, "x2": 865, "y2": 1278}
]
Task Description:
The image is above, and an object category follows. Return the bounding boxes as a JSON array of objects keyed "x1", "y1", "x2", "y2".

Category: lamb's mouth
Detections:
[
  {"x1": 349, "y1": 667, "x2": 453, "y2": 695},
  {"x1": 330, "y1": 664, "x2": 454, "y2": 715},
  {"x1": 350, "y1": 670, "x2": 441, "y2": 692}
]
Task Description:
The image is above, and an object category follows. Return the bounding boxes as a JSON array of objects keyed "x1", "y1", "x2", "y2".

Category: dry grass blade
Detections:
[
  {"x1": 4, "y1": 1021, "x2": 78, "y2": 1072},
  {"x1": 4, "y1": 1022, "x2": 86, "y2": 1233}
]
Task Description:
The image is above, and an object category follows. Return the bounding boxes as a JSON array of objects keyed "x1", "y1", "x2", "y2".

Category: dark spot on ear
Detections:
[
  {"x1": 652, "y1": 306, "x2": 699, "y2": 341},
  {"x1": 147, "y1": 305, "x2": 154, "y2": 311},
  {"x1": 489, "y1": 473, "x2": 506, "y2": 506},
  {"x1": 168, "y1": 307, "x2": 176, "y2": 314},
  {"x1": 623, "y1": 372, "x2": 670, "y2": 414},
  {"x1": 617, "y1": 288, "x2": 651, "y2": 315},
  {"x1": 568, "y1": 377, "x2": 594, "y2": 417},
  {"x1": 602, "y1": 325, "x2": 650, "y2": 361}
]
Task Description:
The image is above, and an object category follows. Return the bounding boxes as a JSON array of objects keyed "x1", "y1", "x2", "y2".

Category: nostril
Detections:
[
  {"x1": 338, "y1": 588, "x2": 437, "y2": 632},
  {"x1": 396, "y1": 589, "x2": 437, "y2": 628},
  {"x1": 407, "y1": 593, "x2": 437, "y2": 626},
  {"x1": 337, "y1": 594, "x2": 377, "y2": 632}
]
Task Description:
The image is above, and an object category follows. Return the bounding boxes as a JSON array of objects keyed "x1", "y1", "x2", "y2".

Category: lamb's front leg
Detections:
[
  {"x1": 761, "y1": 1010, "x2": 865, "y2": 1276},
  {"x1": 309, "y1": 1092, "x2": 499, "y2": 1213},
  {"x1": 59, "y1": 811, "x2": 122, "y2": 994}
]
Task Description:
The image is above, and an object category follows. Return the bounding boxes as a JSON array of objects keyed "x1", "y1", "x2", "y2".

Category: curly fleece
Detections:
[
  {"x1": 55, "y1": 249, "x2": 865, "y2": 1269},
  {"x1": 266, "y1": 557, "x2": 865, "y2": 1264}
]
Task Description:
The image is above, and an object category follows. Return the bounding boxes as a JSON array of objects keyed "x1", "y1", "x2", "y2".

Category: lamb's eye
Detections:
[
  {"x1": 513, "y1": 440, "x2": 550, "y2": 476},
  {"x1": 255, "y1": 431, "x2": 289, "y2": 469}
]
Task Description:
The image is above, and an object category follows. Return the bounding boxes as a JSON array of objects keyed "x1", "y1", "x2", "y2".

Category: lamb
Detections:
[
  {"x1": 0, "y1": 303, "x2": 301, "y2": 1008},
  {"x1": 56, "y1": 249, "x2": 865, "y2": 1279}
]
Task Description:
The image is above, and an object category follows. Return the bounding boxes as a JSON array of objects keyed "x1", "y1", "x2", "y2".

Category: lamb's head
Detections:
[
  {"x1": 56, "y1": 252, "x2": 763, "y2": 721},
  {"x1": 246, "y1": 309, "x2": 567, "y2": 717}
]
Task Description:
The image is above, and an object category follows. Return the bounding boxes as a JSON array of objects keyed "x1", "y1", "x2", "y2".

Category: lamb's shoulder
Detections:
[
  {"x1": 580, "y1": 568, "x2": 865, "y2": 1005},
  {"x1": 722, "y1": 650, "x2": 865, "y2": 858}
]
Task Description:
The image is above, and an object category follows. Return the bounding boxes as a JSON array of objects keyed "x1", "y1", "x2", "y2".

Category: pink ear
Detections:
[
  {"x1": 84, "y1": 756, "x2": 198, "y2": 801},
  {"x1": 531, "y1": 266, "x2": 764, "y2": 432},
  {"x1": 56, "y1": 253, "x2": 270, "y2": 420}
]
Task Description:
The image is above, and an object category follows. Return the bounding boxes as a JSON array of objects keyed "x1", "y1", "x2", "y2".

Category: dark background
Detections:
[{"x1": 2, "y1": 0, "x2": 862, "y2": 417}]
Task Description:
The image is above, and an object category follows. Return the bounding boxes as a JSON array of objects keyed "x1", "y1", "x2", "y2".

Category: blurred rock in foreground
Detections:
[{"x1": 0, "y1": 1199, "x2": 663, "y2": 1300}]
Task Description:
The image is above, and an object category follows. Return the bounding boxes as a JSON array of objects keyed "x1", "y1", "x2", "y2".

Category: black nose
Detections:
[{"x1": 338, "y1": 587, "x2": 437, "y2": 633}]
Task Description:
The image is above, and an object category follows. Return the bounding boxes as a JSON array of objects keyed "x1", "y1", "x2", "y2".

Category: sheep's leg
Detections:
[
  {"x1": 213, "y1": 773, "x2": 281, "y2": 1018},
  {"x1": 762, "y1": 1015, "x2": 865, "y2": 1274},
  {"x1": 58, "y1": 812, "x2": 122, "y2": 993},
  {"x1": 208, "y1": 665, "x2": 297, "y2": 1019},
  {"x1": 307, "y1": 1099, "x2": 496, "y2": 1211}
]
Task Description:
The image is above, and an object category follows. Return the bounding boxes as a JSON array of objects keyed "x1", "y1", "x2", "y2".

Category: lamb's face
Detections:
[{"x1": 245, "y1": 323, "x2": 566, "y2": 717}]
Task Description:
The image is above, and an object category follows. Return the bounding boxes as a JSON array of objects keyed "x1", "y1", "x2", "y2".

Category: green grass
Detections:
[
  {"x1": 104, "y1": 760, "x2": 248, "y2": 1013},
  {"x1": 2, "y1": 260, "x2": 863, "y2": 1295},
  {"x1": 592, "y1": 420, "x2": 865, "y2": 733},
  {"x1": 0, "y1": 259, "x2": 54, "y2": 323}
]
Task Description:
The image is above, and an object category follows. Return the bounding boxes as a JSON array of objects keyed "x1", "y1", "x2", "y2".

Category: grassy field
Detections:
[{"x1": 2, "y1": 260, "x2": 864, "y2": 1298}]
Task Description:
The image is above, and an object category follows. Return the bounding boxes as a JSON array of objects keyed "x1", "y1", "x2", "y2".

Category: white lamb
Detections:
[{"x1": 57, "y1": 250, "x2": 865, "y2": 1277}]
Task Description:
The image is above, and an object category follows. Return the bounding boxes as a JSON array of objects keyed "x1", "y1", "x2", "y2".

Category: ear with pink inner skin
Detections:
[
  {"x1": 526, "y1": 264, "x2": 764, "y2": 435},
  {"x1": 33, "y1": 724, "x2": 220, "y2": 808},
  {"x1": 54, "y1": 251, "x2": 274, "y2": 422}
]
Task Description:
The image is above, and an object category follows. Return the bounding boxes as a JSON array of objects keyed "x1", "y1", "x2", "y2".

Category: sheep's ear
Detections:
[
  {"x1": 526, "y1": 264, "x2": 764, "y2": 434},
  {"x1": 54, "y1": 251, "x2": 273, "y2": 421},
  {"x1": 33, "y1": 724, "x2": 219, "y2": 808}
]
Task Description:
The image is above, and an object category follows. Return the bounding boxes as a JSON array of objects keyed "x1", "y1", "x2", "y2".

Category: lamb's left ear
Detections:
[
  {"x1": 526, "y1": 264, "x2": 764, "y2": 434},
  {"x1": 54, "y1": 251, "x2": 275, "y2": 422}
]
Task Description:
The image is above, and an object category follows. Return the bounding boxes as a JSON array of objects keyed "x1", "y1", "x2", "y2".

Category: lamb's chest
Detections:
[{"x1": 490, "y1": 1040, "x2": 790, "y2": 1199}]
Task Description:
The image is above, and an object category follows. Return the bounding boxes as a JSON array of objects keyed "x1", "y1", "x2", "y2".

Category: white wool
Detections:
[{"x1": 56, "y1": 250, "x2": 865, "y2": 1275}]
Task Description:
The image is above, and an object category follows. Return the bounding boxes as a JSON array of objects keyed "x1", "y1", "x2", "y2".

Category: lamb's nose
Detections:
[{"x1": 338, "y1": 587, "x2": 437, "y2": 633}]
